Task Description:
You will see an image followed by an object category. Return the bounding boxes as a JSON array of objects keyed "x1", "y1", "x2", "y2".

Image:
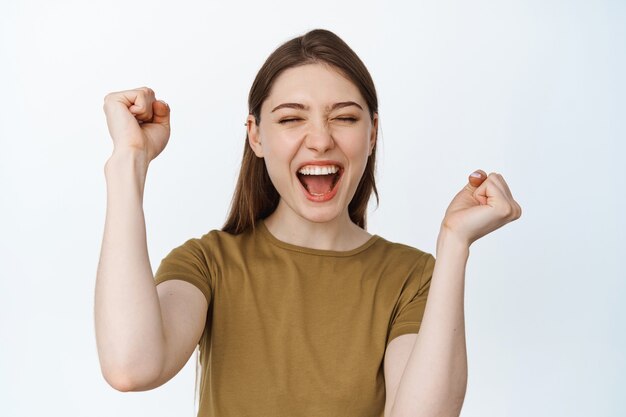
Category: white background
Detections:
[{"x1": 1, "y1": 0, "x2": 624, "y2": 416}]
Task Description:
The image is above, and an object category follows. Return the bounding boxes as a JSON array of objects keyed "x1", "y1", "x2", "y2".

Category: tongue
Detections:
[{"x1": 301, "y1": 174, "x2": 335, "y2": 194}]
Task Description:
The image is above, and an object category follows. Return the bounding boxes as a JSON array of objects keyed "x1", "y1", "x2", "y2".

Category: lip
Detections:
[{"x1": 294, "y1": 160, "x2": 345, "y2": 203}]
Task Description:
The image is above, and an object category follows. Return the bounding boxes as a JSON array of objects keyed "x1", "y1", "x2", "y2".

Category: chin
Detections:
[{"x1": 297, "y1": 207, "x2": 344, "y2": 224}]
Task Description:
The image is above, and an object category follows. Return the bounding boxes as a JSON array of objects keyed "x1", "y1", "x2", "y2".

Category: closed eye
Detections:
[
  {"x1": 278, "y1": 118, "x2": 301, "y2": 124},
  {"x1": 278, "y1": 117, "x2": 358, "y2": 124}
]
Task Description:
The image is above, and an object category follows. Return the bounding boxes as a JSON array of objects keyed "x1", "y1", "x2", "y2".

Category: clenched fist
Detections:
[
  {"x1": 103, "y1": 86, "x2": 171, "y2": 163},
  {"x1": 441, "y1": 170, "x2": 522, "y2": 247}
]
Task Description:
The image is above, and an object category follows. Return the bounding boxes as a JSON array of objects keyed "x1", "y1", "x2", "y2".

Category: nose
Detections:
[{"x1": 304, "y1": 120, "x2": 335, "y2": 154}]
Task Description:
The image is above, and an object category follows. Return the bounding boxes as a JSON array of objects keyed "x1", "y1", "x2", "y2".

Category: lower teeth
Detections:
[{"x1": 306, "y1": 188, "x2": 329, "y2": 196}]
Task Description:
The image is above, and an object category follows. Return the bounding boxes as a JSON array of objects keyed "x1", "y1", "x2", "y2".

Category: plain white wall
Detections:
[{"x1": 1, "y1": 0, "x2": 624, "y2": 416}]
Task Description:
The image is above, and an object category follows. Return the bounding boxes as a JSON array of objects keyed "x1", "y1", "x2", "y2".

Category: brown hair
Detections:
[{"x1": 221, "y1": 28, "x2": 380, "y2": 234}]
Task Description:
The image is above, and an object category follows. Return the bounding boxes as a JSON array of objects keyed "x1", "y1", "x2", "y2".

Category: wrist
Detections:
[
  {"x1": 104, "y1": 150, "x2": 150, "y2": 196},
  {"x1": 105, "y1": 149, "x2": 149, "y2": 177},
  {"x1": 436, "y1": 226, "x2": 470, "y2": 258}
]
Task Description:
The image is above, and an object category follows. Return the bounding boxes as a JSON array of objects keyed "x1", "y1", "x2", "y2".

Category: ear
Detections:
[
  {"x1": 246, "y1": 114, "x2": 264, "y2": 158},
  {"x1": 368, "y1": 113, "x2": 378, "y2": 156}
]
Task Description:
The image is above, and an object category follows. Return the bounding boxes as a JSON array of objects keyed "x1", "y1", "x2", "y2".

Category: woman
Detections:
[{"x1": 95, "y1": 29, "x2": 521, "y2": 417}]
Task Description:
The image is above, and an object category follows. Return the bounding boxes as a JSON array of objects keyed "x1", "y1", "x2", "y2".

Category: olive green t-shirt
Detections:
[{"x1": 154, "y1": 219, "x2": 435, "y2": 417}]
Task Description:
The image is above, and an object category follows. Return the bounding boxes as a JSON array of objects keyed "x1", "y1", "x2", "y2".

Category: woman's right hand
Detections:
[{"x1": 103, "y1": 87, "x2": 171, "y2": 163}]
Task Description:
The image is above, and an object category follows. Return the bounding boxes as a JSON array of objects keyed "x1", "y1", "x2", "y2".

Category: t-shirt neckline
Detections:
[{"x1": 257, "y1": 218, "x2": 380, "y2": 257}]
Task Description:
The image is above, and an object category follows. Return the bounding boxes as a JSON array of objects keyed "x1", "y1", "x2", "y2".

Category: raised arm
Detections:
[
  {"x1": 388, "y1": 170, "x2": 522, "y2": 417},
  {"x1": 94, "y1": 87, "x2": 171, "y2": 391}
]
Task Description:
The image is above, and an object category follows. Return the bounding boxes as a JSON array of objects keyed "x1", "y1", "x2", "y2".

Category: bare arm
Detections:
[
  {"x1": 94, "y1": 88, "x2": 171, "y2": 391},
  {"x1": 94, "y1": 150, "x2": 166, "y2": 391},
  {"x1": 389, "y1": 229, "x2": 469, "y2": 417},
  {"x1": 389, "y1": 170, "x2": 521, "y2": 416}
]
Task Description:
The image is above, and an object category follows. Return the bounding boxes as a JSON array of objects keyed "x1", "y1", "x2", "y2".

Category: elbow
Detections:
[
  {"x1": 445, "y1": 385, "x2": 467, "y2": 417},
  {"x1": 390, "y1": 391, "x2": 467, "y2": 417},
  {"x1": 102, "y1": 368, "x2": 138, "y2": 392},
  {"x1": 101, "y1": 364, "x2": 162, "y2": 392},
  {"x1": 109, "y1": 377, "x2": 136, "y2": 393}
]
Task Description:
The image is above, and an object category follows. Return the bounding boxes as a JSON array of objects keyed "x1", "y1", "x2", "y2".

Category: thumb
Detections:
[
  {"x1": 152, "y1": 100, "x2": 170, "y2": 126},
  {"x1": 464, "y1": 169, "x2": 488, "y2": 204}
]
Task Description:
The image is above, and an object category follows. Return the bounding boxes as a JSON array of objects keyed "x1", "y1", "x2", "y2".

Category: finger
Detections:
[
  {"x1": 103, "y1": 93, "x2": 145, "y2": 140},
  {"x1": 469, "y1": 171, "x2": 506, "y2": 207},
  {"x1": 464, "y1": 169, "x2": 487, "y2": 193},
  {"x1": 489, "y1": 173, "x2": 522, "y2": 219},
  {"x1": 483, "y1": 172, "x2": 509, "y2": 198},
  {"x1": 129, "y1": 87, "x2": 155, "y2": 121},
  {"x1": 490, "y1": 173, "x2": 516, "y2": 200},
  {"x1": 151, "y1": 100, "x2": 170, "y2": 126},
  {"x1": 470, "y1": 174, "x2": 495, "y2": 206},
  {"x1": 478, "y1": 172, "x2": 514, "y2": 207}
]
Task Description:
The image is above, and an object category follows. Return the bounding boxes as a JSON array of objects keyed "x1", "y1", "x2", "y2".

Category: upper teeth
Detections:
[{"x1": 298, "y1": 165, "x2": 340, "y2": 175}]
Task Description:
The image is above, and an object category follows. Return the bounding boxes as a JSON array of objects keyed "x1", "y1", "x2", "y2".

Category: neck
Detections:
[{"x1": 262, "y1": 200, "x2": 371, "y2": 251}]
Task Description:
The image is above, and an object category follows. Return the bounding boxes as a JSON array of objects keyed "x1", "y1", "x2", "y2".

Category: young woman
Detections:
[{"x1": 95, "y1": 29, "x2": 521, "y2": 417}]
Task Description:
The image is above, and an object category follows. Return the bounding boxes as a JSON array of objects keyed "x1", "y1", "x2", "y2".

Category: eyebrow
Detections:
[{"x1": 270, "y1": 101, "x2": 363, "y2": 113}]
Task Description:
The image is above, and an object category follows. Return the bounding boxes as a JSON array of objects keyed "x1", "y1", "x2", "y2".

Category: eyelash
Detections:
[
  {"x1": 278, "y1": 117, "x2": 357, "y2": 124},
  {"x1": 278, "y1": 118, "x2": 298, "y2": 124}
]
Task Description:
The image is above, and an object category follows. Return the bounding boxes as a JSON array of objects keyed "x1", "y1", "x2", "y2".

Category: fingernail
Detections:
[{"x1": 470, "y1": 171, "x2": 482, "y2": 178}]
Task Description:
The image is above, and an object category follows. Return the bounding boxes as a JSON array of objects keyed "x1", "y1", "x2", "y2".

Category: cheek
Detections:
[
  {"x1": 263, "y1": 129, "x2": 298, "y2": 152},
  {"x1": 263, "y1": 159, "x2": 290, "y2": 197},
  {"x1": 342, "y1": 131, "x2": 371, "y2": 158},
  {"x1": 262, "y1": 139, "x2": 298, "y2": 184}
]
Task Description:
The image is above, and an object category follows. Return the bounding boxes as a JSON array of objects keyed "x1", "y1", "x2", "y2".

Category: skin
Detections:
[
  {"x1": 243, "y1": 64, "x2": 524, "y2": 417},
  {"x1": 246, "y1": 63, "x2": 378, "y2": 251},
  {"x1": 96, "y1": 87, "x2": 173, "y2": 391},
  {"x1": 97, "y1": 76, "x2": 523, "y2": 416},
  {"x1": 387, "y1": 171, "x2": 522, "y2": 417}
]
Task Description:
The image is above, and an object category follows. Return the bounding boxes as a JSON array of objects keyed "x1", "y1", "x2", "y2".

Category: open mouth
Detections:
[{"x1": 296, "y1": 167, "x2": 343, "y2": 196}]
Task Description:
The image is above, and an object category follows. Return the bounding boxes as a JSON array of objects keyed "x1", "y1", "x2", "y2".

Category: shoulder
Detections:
[
  {"x1": 191, "y1": 227, "x2": 259, "y2": 262},
  {"x1": 162, "y1": 228, "x2": 242, "y2": 261},
  {"x1": 198, "y1": 227, "x2": 255, "y2": 247},
  {"x1": 372, "y1": 235, "x2": 434, "y2": 265}
]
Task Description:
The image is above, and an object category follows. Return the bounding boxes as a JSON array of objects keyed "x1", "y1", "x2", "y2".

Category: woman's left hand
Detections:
[{"x1": 441, "y1": 170, "x2": 522, "y2": 246}]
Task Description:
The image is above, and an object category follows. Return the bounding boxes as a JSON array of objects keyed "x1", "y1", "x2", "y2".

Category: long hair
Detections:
[
  {"x1": 222, "y1": 28, "x2": 380, "y2": 234},
  {"x1": 193, "y1": 29, "x2": 381, "y2": 415}
]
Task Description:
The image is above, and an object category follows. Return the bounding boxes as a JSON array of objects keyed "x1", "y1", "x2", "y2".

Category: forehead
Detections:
[{"x1": 262, "y1": 63, "x2": 366, "y2": 113}]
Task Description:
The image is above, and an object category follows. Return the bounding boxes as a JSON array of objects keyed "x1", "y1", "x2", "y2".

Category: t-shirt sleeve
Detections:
[
  {"x1": 387, "y1": 252, "x2": 436, "y2": 346},
  {"x1": 154, "y1": 236, "x2": 213, "y2": 306}
]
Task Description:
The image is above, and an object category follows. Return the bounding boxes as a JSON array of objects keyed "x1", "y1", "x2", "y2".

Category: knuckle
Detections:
[
  {"x1": 103, "y1": 92, "x2": 115, "y2": 104},
  {"x1": 500, "y1": 204, "x2": 514, "y2": 218},
  {"x1": 139, "y1": 86, "x2": 154, "y2": 95},
  {"x1": 103, "y1": 94, "x2": 117, "y2": 110}
]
